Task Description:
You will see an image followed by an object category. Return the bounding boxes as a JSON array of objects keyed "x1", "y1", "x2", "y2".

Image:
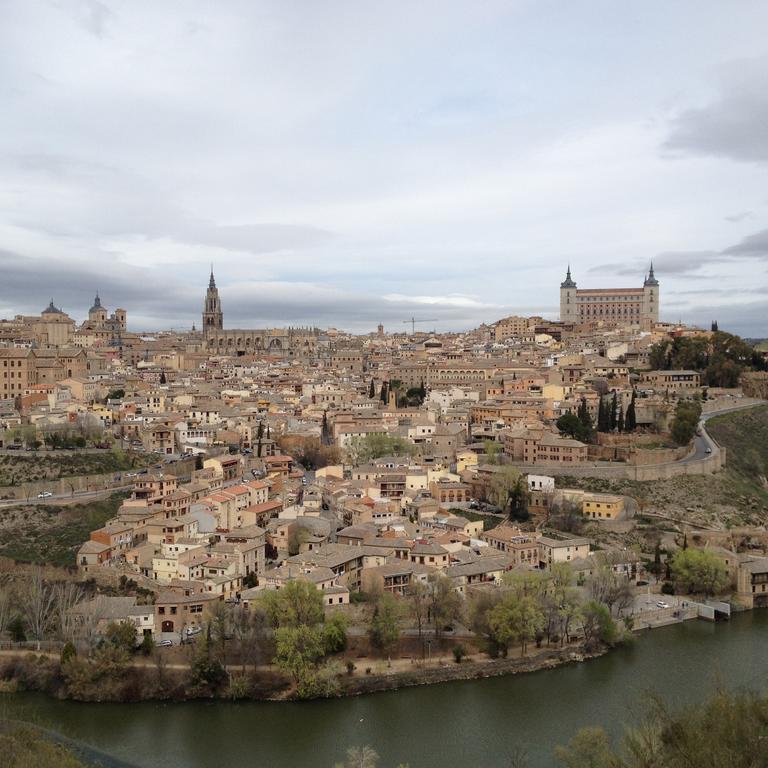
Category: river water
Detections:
[{"x1": 3, "y1": 611, "x2": 768, "y2": 768}]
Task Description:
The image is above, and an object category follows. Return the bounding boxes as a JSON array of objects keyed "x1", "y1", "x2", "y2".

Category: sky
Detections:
[{"x1": 1, "y1": 1, "x2": 768, "y2": 336}]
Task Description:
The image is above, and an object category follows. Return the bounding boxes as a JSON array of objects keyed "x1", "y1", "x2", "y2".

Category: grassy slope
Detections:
[
  {"x1": 0, "y1": 450, "x2": 155, "y2": 487},
  {"x1": 560, "y1": 405, "x2": 768, "y2": 531},
  {"x1": 0, "y1": 493, "x2": 127, "y2": 567}
]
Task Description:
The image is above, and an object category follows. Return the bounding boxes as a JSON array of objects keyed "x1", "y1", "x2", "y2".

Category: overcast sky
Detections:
[{"x1": 2, "y1": 1, "x2": 768, "y2": 336}]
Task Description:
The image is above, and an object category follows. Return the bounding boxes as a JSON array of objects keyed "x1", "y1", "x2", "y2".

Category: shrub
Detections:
[{"x1": 452, "y1": 644, "x2": 466, "y2": 664}]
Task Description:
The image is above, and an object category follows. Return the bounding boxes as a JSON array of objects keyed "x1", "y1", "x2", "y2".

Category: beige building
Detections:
[{"x1": 559, "y1": 265, "x2": 659, "y2": 327}]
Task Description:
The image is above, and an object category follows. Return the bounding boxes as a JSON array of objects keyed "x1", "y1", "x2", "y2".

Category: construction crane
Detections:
[{"x1": 403, "y1": 317, "x2": 439, "y2": 335}]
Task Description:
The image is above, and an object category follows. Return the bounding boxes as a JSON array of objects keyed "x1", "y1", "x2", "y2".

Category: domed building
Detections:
[{"x1": 32, "y1": 300, "x2": 76, "y2": 346}]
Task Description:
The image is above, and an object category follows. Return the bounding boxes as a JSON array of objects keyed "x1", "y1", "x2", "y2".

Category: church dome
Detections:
[
  {"x1": 89, "y1": 293, "x2": 104, "y2": 313},
  {"x1": 42, "y1": 299, "x2": 63, "y2": 315}
]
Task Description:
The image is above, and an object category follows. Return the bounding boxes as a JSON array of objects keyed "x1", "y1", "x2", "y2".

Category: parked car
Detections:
[
  {"x1": 155, "y1": 639, "x2": 173, "y2": 647},
  {"x1": 37, "y1": 491, "x2": 53, "y2": 499},
  {"x1": 705, "y1": 447, "x2": 712, "y2": 454},
  {"x1": 656, "y1": 601, "x2": 670, "y2": 609},
  {"x1": 185, "y1": 626, "x2": 202, "y2": 637}
]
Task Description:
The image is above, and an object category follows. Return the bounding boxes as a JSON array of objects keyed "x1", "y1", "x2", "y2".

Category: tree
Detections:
[
  {"x1": 345, "y1": 433, "x2": 414, "y2": 466},
  {"x1": 323, "y1": 612, "x2": 348, "y2": 654},
  {"x1": 579, "y1": 601, "x2": 617, "y2": 649},
  {"x1": 260, "y1": 579, "x2": 325, "y2": 629},
  {"x1": 368, "y1": 379, "x2": 376, "y2": 399},
  {"x1": 426, "y1": 573, "x2": 462, "y2": 639},
  {"x1": 159, "y1": 370, "x2": 167, "y2": 384},
  {"x1": 338, "y1": 746, "x2": 380, "y2": 768},
  {"x1": 409, "y1": 580, "x2": 429, "y2": 639},
  {"x1": 617, "y1": 406, "x2": 625, "y2": 433},
  {"x1": 671, "y1": 548, "x2": 728, "y2": 596},
  {"x1": 54, "y1": 581, "x2": 84, "y2": 643},
  {"x1": 379, "y1": 382, "x2": 389, "y2": 403},
  {"x1": 104, "y1": 621, "x2": 137, "y2": 654},
  {"x1": 483, "y1": 439, "x2": 502, "y2": 464},
  {"x1": 489, "y1": 466, "x2": 527, "y2": 517},
  {"x1": 625, "y1": 389, "x2": 637, "y2": 432},
  {"x1": 556, "y1": 689, "x2": 768, "y2": 768},
  {"x1": 488, "y1": 593, "x2": 544, "y2": 657},
  {"x1": 556, "y1": 412, "x2": 586, "y2": 441},
  {"x1": 368, "y1": 593, "x2": 400, "y2": 654},
  {"x1": 609, "y1": 392, "x2": 618, "y2": 431},
  {"x1": 586, "y1": 563, "x2": 633, "y2": 617},
  {"x1": 274, "y1": 624, "x2": 326, "y2": 684},
  {"x1": 256, "y1": 421, "x2": 265, "y2": 458},
  {"x1": 670, "y1": 398, "x2": 702, "y2": 446},
  {"x1": 321, "y1": 411, "x2": 332, "y2": 446},
  {"x1": 21, "y1": 569, "x2": 56, "y2": 645},
  {"x1": 577, "y1": 397, "x2": 594, "y2": 442}
]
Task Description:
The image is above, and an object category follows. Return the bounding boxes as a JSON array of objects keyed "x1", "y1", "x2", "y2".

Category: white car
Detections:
[
  {"x1": 185, "y1": 626, "x2": 202, "y2": 637},
  {"x1": 37, "y1": 491, "x2": 53, "y2": 499},
  {"x1": 656, "y1": 600, "x2": 670, "y2": 609}
]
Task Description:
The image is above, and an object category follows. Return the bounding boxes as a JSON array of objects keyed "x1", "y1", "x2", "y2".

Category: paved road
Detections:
[
  {"x1": 0, "y1": 485, "x2": 133, "y2": 508},
  {"x1": 679, "y1": 400, "x2": 764, "y2": 465}
]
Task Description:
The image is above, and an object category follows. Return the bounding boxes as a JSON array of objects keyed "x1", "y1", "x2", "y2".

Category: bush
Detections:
[
  {"x1": 661, "y1": 581, "x2": 675, "y2": 595},
  {"x1": 60, "y1": 642, "x2": 77, "y2": 665},
  {"x1": 452, "y1": 644, "x2": 466, "y2": 664}
]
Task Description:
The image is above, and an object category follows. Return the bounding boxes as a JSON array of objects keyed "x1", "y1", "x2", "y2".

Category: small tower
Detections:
[
  {"x1": 559, "y1": 265, "x2": 578, "y2": 323},
  {"x1": 202, "y1": 267, "x2": 223, "y2": 336},
  {"x1": 643, "y1": 262, "x2": 660, "y2": 326}
]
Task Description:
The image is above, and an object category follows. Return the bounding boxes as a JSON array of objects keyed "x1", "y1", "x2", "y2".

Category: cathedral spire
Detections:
[
  {"x1": 209, "y1": 265, "x2": 216, "y2": 289},
  {"x1": 644, "y1": 260, "x2": 659, "y2": 287},
  {"x1": 560, "y1": 264, "x2": 576, "y2": 289}
]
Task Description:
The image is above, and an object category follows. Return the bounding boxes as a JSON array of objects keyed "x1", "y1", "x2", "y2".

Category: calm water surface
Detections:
[{"x1": 4, "y1": 611, "x2": 768, "y2": 768}]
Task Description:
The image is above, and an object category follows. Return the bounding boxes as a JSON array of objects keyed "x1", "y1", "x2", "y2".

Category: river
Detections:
[{"x1": 3, "y1": 611, "x2": 768, "y2": 768}]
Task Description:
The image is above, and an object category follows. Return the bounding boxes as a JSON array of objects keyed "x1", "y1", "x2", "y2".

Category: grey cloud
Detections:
[
  {"x1": 52, "y1": 0, "x2": 114, "y2": 38},
  {"x1": 588, "y1": 251, "x2": 719, "y2": 278},
  {"x1": 722, "y1": 228, "x2": 768, "y2": 258},
  {"x1": 663, "y1": 58, "x2": 768, "y2": 164},
  {"x1": 724, "y1": 211, "x2": 753, "y2": 223}
]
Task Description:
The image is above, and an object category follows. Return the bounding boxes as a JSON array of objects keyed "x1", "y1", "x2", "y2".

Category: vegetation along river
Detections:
[{"x1": 4, "y1": 610, "x2": 768, "y2": 767}]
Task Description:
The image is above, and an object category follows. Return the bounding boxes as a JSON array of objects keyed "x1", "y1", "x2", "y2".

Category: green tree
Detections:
[
  {"x1": 260, "y1": 579, "x2": 325, "y2": 629},
  {"x1": 323, "y1": 612, "x2": 348, "y2": 654},
  {"x1": 556, "y1": 412, "x2": 586, "y2": 441},
  {"x1": 488, "y1": 593, "x2": 544, "y2": 657},
  {"x1": 104, "y1": 621, "x2": 137, "y2": 654},
  {"x1": 275, "y1": 624, "x2": 326, "y2": 683},
  {"x1": 368, "y1": 593, "x2": 400, "y2": 654},
  {"x1": 368, "y1": 379, "x2": 376, "y2": 399},
  {"x1": 426, "y1": 573, "x2": 462, "y2": 639},
  {"x1": 625, "y1": 389, "x2": 637, "y2": 432},
  {"x1": 671, "y1": 548, "x2": 729, "y2": 596},
  {"x1": 579, "y1": 601, "x2": 617, "y2": 649}
]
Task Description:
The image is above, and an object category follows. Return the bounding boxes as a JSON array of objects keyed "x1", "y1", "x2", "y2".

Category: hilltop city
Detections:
[{"x1": 0, "y1": 264, "x2": 767, "y2": 704}]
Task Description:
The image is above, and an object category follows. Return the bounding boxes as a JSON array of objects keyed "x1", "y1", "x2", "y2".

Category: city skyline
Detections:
[{"x1": 2, "y1": 1, "x2": 768, "y2": 334}]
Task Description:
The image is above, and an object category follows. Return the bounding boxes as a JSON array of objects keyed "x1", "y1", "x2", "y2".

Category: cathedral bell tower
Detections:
[{"x1": 202, "y1": 268, "x2": 223, "y2": 336}]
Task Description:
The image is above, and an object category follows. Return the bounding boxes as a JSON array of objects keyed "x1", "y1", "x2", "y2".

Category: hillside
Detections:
[
  {"x1": 560, "y1": 405, "x2": 768, "y2": 539},
  {"x1": 0, "y1": 449, "x2": 154, "y2": 488},
  {"x1": 0, "y1": 493, "x2": 126, "y2": 567}
]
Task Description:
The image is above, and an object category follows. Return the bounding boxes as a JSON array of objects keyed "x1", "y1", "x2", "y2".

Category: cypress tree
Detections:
[
  {"x1": 610, "y1": 392, "x2": 618, "y2": 431},
  {"x1": 626, "y1": 389, "x2": 637, "y2": 432},
  {"x1": 369, "y1": 379, "x2": 375, "y2": 399},
  {"x1": 597, "y1": 397, "x2": 607, "y2": 432},
  {"x1": 617, "y1": 406, "x2": 625, "y2": 433},
  {"x1": 578, "y1": 396, "x2": 593, "y2": 440},
  {"x1": 380, "y1": 382, "x2": 388, "y2": 403}
]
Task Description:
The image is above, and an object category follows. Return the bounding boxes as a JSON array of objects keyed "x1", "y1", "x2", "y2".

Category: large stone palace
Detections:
[
  {"x1": 201, "y1": 269, "x2": 321, "y2": 357},
  {"x1": 559, "y1": 264, "x2": 659, "y2": 328}
]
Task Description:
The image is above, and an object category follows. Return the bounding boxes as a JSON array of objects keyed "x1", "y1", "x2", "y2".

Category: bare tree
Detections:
[
  {"x1": 54, "y1": 581, "x2": 84, "y2": 642},
  {"x1": 0, "y1": 579, "x2": 12, "y2": 636},
  {"x1": 22, "y1": 569, "x2": 57, "y2": 647}
]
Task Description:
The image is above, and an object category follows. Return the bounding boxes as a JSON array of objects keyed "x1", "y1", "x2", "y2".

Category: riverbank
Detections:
[{"x1": 0, "y1": 638, "x2": 605, "y2": 704}]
